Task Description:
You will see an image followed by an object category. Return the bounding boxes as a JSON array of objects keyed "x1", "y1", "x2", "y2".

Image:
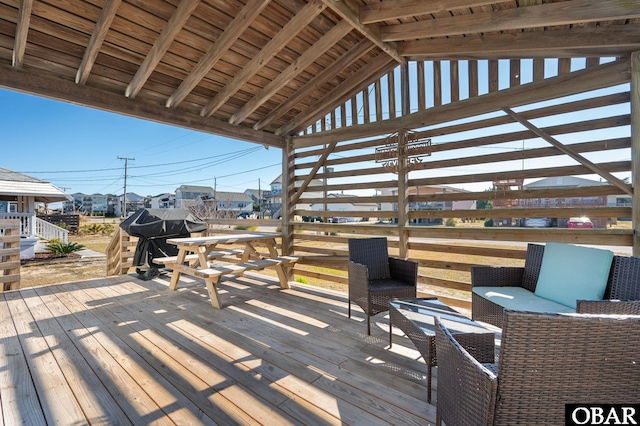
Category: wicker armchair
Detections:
[
  {"x1": 435, "y1": 311, "x2": 640, "y2": 426},
  {"x1": 472, "y1": 243, "x2": 640, "y2": 327},
  {"x1": 348, "y1": 238, "x2": 417, "y2": 334}
]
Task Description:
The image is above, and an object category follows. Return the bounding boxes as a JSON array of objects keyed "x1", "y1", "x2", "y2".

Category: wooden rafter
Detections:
[
  {"x1": 381, "y1": 0, "x2": 640, "y2": 42},
  {"x1": 76, "y1": 0, "x2": 121, "y2": 85},
  {"x1": 319, "y1": 0, "x2": 405, "y2": 64},
  {"x1": 230, "y1": 20, "x2": 352, "y2": 125},
  {"x1": 292, "y1": 57, "x2": 631, "y2": 148},
  {"x1": 12, "y1": 0, "x2": 33, "y2": 67},
  {"x1": 360, "y1": 0, "x2": 499, "y2": 25},
  {"x1": 278, "y1": 53, "x2": 396, "y2": 136},
  {"x1": 399, "y1": 25, "x2": 640, "y2": 60},
  {"x1": 165, "y1": 0, "x2": 271, "y2": 109},
  {"x1": 0, "y1": 63, "x2": 285, "y2": 148},
  {"x1": 201, "y1": 0, "x2": 327, "y2": 118},
  {"x1": 253, "y1": 38, "x2": 373, "y2": 131},
  {"x1": 125, "y1": 0, "x2": 200, "y2": 98},
  {"x1": 503, "y1": 108, "x2": 632, "y2": 195}
]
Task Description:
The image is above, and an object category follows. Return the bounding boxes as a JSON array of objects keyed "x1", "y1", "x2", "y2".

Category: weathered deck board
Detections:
[{"x1": 0, "y1": 272, "x2": 437, "y2": 425}]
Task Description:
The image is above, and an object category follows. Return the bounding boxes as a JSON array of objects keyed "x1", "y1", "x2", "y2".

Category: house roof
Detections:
[
  {"x1": 213, "y1": 191, "x2": 253, "y2": 202},
  {"x1": 524, "y1": 176, "x2": 609, "y2": 188},
  {"x1": 2, "y1": 1, "x2": 636, "y2": 148},
  {"x1": 0, "y1": 167, "x2": 71, "y2": 203},
  {"x1": 176, "y1": 185, "x2": 215, "y2": 193}
]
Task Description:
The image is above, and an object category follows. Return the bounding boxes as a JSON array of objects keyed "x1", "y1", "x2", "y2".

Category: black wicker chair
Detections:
[
  {"x1": 435, "y1": 311, "x2": 640, "y2": 425},
  {"x1": 348, "y1": 237, "x2": 418, "y2": 334},
  {"x1": 471, "y1": 243, "x2": 640, "y2": 327}
]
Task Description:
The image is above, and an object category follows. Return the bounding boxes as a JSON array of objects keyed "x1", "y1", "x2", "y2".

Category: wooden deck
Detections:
[{"x1": 0, "y1": 271, "x2": 437, "y2": 425}]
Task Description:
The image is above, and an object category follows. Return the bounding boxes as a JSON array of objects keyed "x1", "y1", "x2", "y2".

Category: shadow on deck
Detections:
[{"x1": 0, "y1": 271, "x2": 436, "y2": 425}]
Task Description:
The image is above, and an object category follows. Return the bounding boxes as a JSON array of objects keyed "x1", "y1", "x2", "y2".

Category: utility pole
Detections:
[
  {"x1": 118, "y1": 156, "x2": 134, "y2": 217},
  {"x1": 258, "y1": 178, "x2": 261, "y2": 219}
]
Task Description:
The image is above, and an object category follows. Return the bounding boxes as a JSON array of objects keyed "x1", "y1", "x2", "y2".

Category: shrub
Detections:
[
  {"x1": 295, "y1": 276, "x2": 308, "y2": 284},
  {"x1": 46, "y1": 241, "x2": 85, "y2": 257},
  {"x1": 234, "y1": 225, "x2": 257, "y2": 231},
  {"x1": 78, "y1": 223, "x2": 114, "y2": 236},
  {"x1": 445, "y1": 218, "x2": 458, "y2": 227},
  {"x1": 484, "y1": 218, "x2": 494, "y2": 227}
]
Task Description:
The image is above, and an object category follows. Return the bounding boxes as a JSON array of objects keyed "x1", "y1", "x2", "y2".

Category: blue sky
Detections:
[{"x1": 0, "y1": 88, "x2": 283, "y2": 197}]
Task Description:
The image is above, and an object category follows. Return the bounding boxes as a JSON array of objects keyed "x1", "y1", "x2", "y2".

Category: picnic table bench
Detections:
[{"x1": 165, "y1": 233, "x2": 298, "y2": 308}]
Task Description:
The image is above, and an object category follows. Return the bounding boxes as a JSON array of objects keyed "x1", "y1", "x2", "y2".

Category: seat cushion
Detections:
[
  {"x1": 472, "y1": 286, "x2": 575, "y2": 313},
  {"x1": 534, "y1": 243, "x2": 613, "y2": 309}
]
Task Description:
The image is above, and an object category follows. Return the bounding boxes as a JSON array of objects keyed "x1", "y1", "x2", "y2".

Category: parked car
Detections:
[
  {"x1": 524, "y1": 217, "x2": 551, "y2": 228},
  {"x1": 567, "y1": 217, "x2": 594, "y2": 228},
  {"x1": 236, "y1": 211, "x2": 255, "y2": 219}
]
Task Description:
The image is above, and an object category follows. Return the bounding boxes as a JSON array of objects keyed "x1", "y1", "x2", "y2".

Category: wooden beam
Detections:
[
  {"x1": 125, "y1": 0, "x2": 200, "y2": 97},
  {"x1": 76, "y1": 0, "x2": 122, "y2": 85},
  {"x1": 292, "y1": 57, "x2": 631, "y2": 148},
  {"x1": 360, "y1": 0, "x2": 498, "y2": 24},
  {"x1": 278, "y1": 53, "x2": 396, "y2": 136},
  {"x1": 165, "y1": 0, "x2": 270, "y2": 109},
  {"x1": 290, "y1": 141, "x2": 338, "y2": 206},
  {"x1": 381, "y1": 0, "x2": 640, "y2": 42},
  {"x1": 201, "y1": 0, "x2": 326, "y2": 118},
  {"x1": 503, "y1": 108, "x2": 632, "y2": 195},
  {"x1": 399, "y1": 25, "x2": 640, "y2": 60},
  {"x1": 230, "y1": 20, "x2": 352, "y2": 125},
  {"x1": 319, "y1": 0, "x2": 405, "y2": 64},
  {"x1": 632, "y1": 51, "x2": 640, "y2": 256},
  {"x1": 0, "y1": 63, "x2": 285, "y2": 148},
  {"x1": 12, "y1": 0, "x2": 33, "y2": 67}
]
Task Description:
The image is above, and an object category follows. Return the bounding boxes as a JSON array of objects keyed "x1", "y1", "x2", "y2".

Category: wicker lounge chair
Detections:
[
  {"x1": 435, "y1": 311, "x2": 640, "y2": 426},
  {"x1": 348, "y1": 237, "x2": 418, "y2": 334},
  {"x1": 471, "y1": 243, "x2": 640, "y2": 327}
]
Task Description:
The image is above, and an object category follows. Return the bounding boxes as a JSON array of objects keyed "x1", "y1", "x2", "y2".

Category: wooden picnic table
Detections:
[{"x1": 164, "y1": 233, "x2": 297, "y2": 308}]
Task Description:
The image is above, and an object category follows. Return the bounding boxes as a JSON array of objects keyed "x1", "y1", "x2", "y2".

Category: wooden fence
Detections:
[{"x1": 0, "y1": 219, "x2": 21, "y2": 291}]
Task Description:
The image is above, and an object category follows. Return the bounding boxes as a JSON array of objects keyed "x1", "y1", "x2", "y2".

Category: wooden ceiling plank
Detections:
[
  {"x1": 76, "y1": 0, "x2": 122, "y2": 85},
  {"x1": 201, "y1": 0, "x2": 327, "y2": 118},
  {"x1": 254, "y1": 38, "x2": 372, "y2": 131},
  {"x1": 0, "y1": 63, "x2": 284, "y2": 148},
  {"x1": 278, "y1": 53, "x2": 396, "y2": 136},
  {"x1": 165, "y1": 0, "x2": 271, "y2": 109},
  {"x1": 319, "y1": 0, "x2": 404, "y2": 64},
  {"x1": 503, "y1": 107, "x2": 632, "y2": 195},
  {"x1": 381, "y1": 0, "x2": 640, "y2": 42},
  {"x1": 12, "y1": 0, "x2": 33, "y2": 67},
  {"x1": 230, "y1": 19, "x2": 352, "y2": 125},
  {"x1": 125, "y1": 0, "x2": 200, "y2": 98},
  {"x1": 360, "y1": 0, "x2": 501, "y2": 24},
  {"x1": 292, "y1": 57, "x2": 631, "y2": 148},
  {"x1": 399, "y1": 24, "x2": 640, "y2": 60}
]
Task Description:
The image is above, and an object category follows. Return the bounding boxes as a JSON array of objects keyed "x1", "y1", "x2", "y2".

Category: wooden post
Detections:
[
  {"x1": 281, "y1": 137, "x2": 293, "y2": 259},
  {"x1": 631, "y1": 51, "x2": 640, "y2": 256},
  {"x1": 398, "y1": 62, "x2": 410, "y2": 259},
  {"x1": 398, "y1": 130, "x2": 409, "y2": 259}
]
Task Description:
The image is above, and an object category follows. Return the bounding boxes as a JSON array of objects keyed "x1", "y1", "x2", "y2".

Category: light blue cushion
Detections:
[
  {"x1": 473, "y1": 286, "x2": 575, "y2": 313},
  {"x1": 534, "y1": 243, "x2": 613, "y2": 309}
]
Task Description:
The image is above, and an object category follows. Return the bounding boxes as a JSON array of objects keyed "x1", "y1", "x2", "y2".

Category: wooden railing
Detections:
[
  {"x1": 34, "y1": 217, "x2": 69, "y2": 243},
  {"x1": 0, "y1": 219, "x2": 20, "y2": 291},
  {"x1": 105, "y1": 227, "x2": 137, "y2": 276}
]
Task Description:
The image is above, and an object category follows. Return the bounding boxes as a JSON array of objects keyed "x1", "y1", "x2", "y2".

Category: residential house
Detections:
[
  {"x1": 175, "y1": 185, "x2": 215, "y2": 209},
  {"x1": 0, "y1": 167, "x2": 72, "y2": 258},
  {"x1": 147, "y1": 193, "x2": 175, "y2": 209},
  {"x1": 269, "y1": 174, "x2": 323, "y2": 218},
  {"x1": 519, "y1": 176, "x2": 626, "y2": 227},
  {"x1": 310, "y1": 193, "x2": 378, "y2": 221},
  {"x1": 211, "y1": 191, "x2": 254, "y2": 217},
  {"x1": 378, "y1": 185, "x2": 476, "y2": 224}
]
